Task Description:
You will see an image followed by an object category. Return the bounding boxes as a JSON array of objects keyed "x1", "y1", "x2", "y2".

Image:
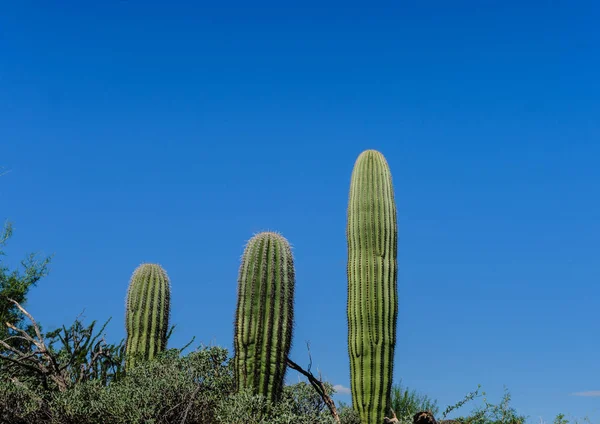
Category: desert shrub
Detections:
[
  {"x1": 0, "y1": 346, "x2": 233, "y2": 424},
  {"x1": 0, "y1": 380, "x2": 50, "y2": 424},
  {"x1": 336, "y1": 402, "x2": 362, "y2": 424},
  {"x1": 1, "y1": 310, "x2": 125, "y2": 394},
  {"x1": 390, "y1": 379, "x2": 440, "y2": 421},
  {"x1": 50, "y1": 346, "x2": 233, "y2": 424},
  {"x1": 0, "y1": 222, "x2": 51, "y2": 355},
  {"x1": 553, "y1": 414, "x2": 569, "y2": 424},
  {"x1": 1, "y1": 344, "x2": 347, "y2": 424},
  {"x1": 215, "y1": 381, "x2": 337, "y2": 424},
  {"x1": 443, "y1": 387, "x2": 527, "y2": 424}
]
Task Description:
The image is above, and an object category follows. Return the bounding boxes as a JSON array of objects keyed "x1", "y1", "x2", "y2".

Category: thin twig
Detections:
[{"x1": 180, "y1": 384, "x2": 202, "y2": 424}]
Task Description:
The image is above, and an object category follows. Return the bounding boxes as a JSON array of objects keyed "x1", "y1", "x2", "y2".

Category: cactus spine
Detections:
[
  {"x1": 125, "y1": 263, "x2": 171, "y2": 370},
  {"x1": 347, "y1": 150, "x2": 398, "y2": 424},
  {"x1": 234, "y1": 231, "x2": 295, "y2": 402}
]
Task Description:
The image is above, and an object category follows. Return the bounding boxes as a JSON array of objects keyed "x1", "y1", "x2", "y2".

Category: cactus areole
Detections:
[
  {"x1": 234, "y1": 231, "x2": 295, "y2": 402},
  {"x1": 347, "y1": 150, "x2": 398, "y2": 424},
  {"x1": 125, "y1": 263, "x2": 171, "y2": 370}
]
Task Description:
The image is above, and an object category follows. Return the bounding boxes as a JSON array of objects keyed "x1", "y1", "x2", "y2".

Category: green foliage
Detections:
[
  {"x1": 125, "y1": 263, "x2": 171, "y2": 370},
  {"x1": 337, "y1": 402, "x2": 362, "y2": 424},
  {"x1": 441, "y1": 384, "x2": 483, "y2": 420},
  {"x1": 551, "y1": 414, "x2": 592, "y2": 424},
  {"x1": 0, "y1": 345, "x2": 352, "y2": 424},
  {"x1": 51, "y1": 347, "x2": 232, "y2": 424},
  {"x1": 0, "y1": 346, "x2": 233, "y2": 424},
  {"x1": 234, "y1": 231, "x2": 295, "y2": 402},
  {"x1": 347, "y1": 149, "x2": 398, "y2": 424},
  {"x1": 553, "y1": 414, "x2": 569, "y2": 424},
  {"x1": 0, "y1": 221, "x2": 51, "y2": 353},
  {"x1": 390, "y1": 380, "x2": 440, "y2": 421},
  {"x1": 0, "y1": 379, "x2": 48, "y2": 424},
  {"x1": 441, "y1": 387, "x2": 527, "y2": 424},
  {"x1": 1, "y1": 312, "x2": 125, "y2": 391},
  {"x1": 216, "y1": 382, "x2": 336, "y2": 424},
  {"x1": 45, "y1": 317, "x2": 125, "y2": 387}
]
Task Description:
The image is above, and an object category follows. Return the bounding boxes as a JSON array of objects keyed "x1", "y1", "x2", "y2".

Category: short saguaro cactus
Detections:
[
  {"x1": 233, "y1": 231, "x2": 295, "y2": 402},
  {"x1": 124, "y1": 263, "x2": 171, "y2": 370}
]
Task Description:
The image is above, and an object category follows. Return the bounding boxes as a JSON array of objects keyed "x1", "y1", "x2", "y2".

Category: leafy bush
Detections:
[
  {"x1": 336, "y1": 403, "x2": 362, "y2": 424},
  {"x1": 390, "y1": 379, "x2": 440, "y2": 421},
  {"x1": 0, "y1": 222, "x2": 51, "y2": 355},
  {"x1": 216, "y1": 382, "x2": 337, "y2": 424},
  {"x1": 50, "y1": 346, "x2": 233, "y2": 424},
  {"x1": 0, "y1": 346, "x2": 232, "y2": 423},
  {"x1": 0, "y1": 304, "x2": 125, "y2": 393},
  {"x1": 1, "y1": 343, "x2": 354, "y2": 424},
  {"x1": 0, "y1": 380, "x2": 49, "y2": 424},
  {"x1": 219, "y1": 380, "x2": 348, "y2": 424},
  {"x1": 441, "y1": 387, "x2": 527, "y2": 424}
]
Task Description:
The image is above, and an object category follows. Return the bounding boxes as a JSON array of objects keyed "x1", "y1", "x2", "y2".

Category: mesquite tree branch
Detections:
[
  {"x1": 1, "y1": 298, "x2": 69, "y2": 391},
  {"x1": 286, "y1": 355, "x2": 341, "y2": 424},
  {"x1": 0, "y1": 298, "x2": 123, "y2": 391}
]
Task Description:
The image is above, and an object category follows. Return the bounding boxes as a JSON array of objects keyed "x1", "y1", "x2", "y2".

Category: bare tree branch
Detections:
[
  {"x1": 286, "y1": 355, "x2": 341, "y2": 424},
  {"x1": 9, "y1": 298, "x2": 44, "y2": 342},
  {"x1": 180, "y1": 384, "x2": 202, "y2": 424},
  {"x1": 0, "y1": 298, "x2": 124, "y2": 392}
]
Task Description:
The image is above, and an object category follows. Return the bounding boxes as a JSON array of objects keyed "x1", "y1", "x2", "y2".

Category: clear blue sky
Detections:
[{"x1": 1, "y1": 1, "x2": 599, "y2": 422}]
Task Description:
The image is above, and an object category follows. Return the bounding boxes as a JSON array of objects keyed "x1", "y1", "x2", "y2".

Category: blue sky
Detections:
[{"x1": 1, "y1": 1, "x2": 599, "y2": 421}]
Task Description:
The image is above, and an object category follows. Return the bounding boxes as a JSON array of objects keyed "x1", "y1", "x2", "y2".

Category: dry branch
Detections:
[{"x1": 286, "y1": 356, "x2": 341, "y2": 424}]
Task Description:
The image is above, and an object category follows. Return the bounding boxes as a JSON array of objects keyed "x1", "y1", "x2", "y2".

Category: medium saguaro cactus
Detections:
[
  {"x1": 125, "y1": 263, "x2": 171, "y2": 370},
  {"x1": 347, "y1": 149, "x2": 398, "y2": 424},
  {"x1": 234, "y1": 231, "x2": 295, "y2": 402}
]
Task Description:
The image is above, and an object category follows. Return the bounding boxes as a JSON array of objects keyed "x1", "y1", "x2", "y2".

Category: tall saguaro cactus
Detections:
[
  {"x1": 347, "y1": 150, "x2": 398, "y2": 424},
  {"x1": 125, "y1": 263, "x2": 171, "y2": 370},
  {"x1": 234, "y1": 231, "x2": 295, "y2": 402}
]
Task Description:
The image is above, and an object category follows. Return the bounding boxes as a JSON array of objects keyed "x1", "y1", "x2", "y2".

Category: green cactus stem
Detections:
[
  {"x1": 234, "y1": 231, "x2": 295, "y2": 402},
  {"x1": 347, "y1": 149, "x2": 398, "y2": 424},
  {"x1": 125, "y1": 263, "x2": 171, "y2": 370}
]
